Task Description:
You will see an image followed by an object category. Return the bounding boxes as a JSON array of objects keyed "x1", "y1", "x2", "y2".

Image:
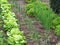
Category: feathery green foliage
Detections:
[{"x1": 34, "y1": 2, "x2": 55, "y2": 30}]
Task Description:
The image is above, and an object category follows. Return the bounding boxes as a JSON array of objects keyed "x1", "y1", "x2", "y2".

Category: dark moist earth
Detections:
[{"x1": 9, "y1": 0, "x2": 60, "y2": 45}]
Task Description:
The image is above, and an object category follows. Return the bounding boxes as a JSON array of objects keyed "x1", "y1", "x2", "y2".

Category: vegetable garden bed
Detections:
[{"x1": 0, "y1": 0, "x2": 60, "y2": 45}]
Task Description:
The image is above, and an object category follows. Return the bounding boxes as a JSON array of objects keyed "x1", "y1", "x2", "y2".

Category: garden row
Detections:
[
  {"x1": 25, "y1": 0, "x2": 60, "y2": 45},
  {"x1": 25, "y1": 0, "x2": 60, "y2": 36},
  {"x1": 0, "y1": 0, "x2": 26, "y2": 45}
]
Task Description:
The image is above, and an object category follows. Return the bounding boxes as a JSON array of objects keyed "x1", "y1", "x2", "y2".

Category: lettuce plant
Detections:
[
  {"x1": 55, "y1": 25, "x2": 60, "y2": 36},
  {"x1": 7, "y1": 28, "x2": 26, "y2": 45},
  {"x1": 25, "y1": 3, "x2": 34, "y2": 16},
  {"x1": 52, "y1": 17, "x2": 60, "y2": 26}
]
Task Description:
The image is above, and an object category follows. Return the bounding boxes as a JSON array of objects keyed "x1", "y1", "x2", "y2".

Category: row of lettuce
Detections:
[
  {"x1": 25, "y1": 0, "x2": 60, "y2": 37},
  {"x1": 0, "y1": 0, "x2": 26, "y2": 45}
]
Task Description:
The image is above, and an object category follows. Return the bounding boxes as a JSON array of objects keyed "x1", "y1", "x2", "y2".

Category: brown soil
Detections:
[{"x1": 9, "y1": 0, "x2": 60, "y2": 45}]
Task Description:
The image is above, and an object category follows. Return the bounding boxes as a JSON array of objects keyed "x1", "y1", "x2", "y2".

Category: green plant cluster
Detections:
[
  {"x1": 26, "y1": 2, "x2": 55, "y2": 30},
  {"x1": 55, "y1": 25, "x2": 60, "y2": 36},
  {"x1": 0, "y1": 0, "x2": 26, "y2": 45},
  {"x1": 25, "y1": 0, "x2": 36, "y2": 3},
  {"x1": 7, "y1": 28, "x2": 26, "y2": 45},
  {"x1": 52, "y1": 17, "x2": 60, "y2": 26},
  {"x1": 25, "y1": 3, "x2": 34, "y2": 16},
  {"x1": 52, "y1": 16, "x2": 60, "y2": 36}
]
